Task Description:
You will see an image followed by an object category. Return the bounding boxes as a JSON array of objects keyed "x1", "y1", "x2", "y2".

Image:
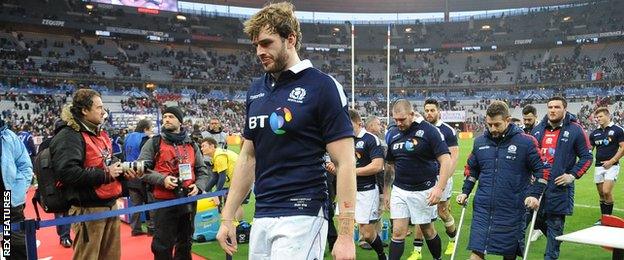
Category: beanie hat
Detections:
[{"x1": 163, "y1": 106, "x2": 184, "y2": 123}]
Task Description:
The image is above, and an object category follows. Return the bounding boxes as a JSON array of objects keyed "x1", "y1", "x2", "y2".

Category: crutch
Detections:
[
  {"x1": 450, "y1": 203, "x2": 468, "y2": 260},
  {"x1": 523, "y1": 197, "x2": 542, "y2": 260}
]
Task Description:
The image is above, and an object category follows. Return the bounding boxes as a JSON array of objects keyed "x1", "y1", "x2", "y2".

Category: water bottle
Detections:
[
  {"x1": 354, "y1": 224, "x2": 359, "y2": 242},
  {"x1": 381, "y1": 219, "x2": 389, "y2": 242}
]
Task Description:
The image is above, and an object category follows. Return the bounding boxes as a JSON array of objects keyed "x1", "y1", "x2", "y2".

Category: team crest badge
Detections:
[{"x1": 288, "y1": 87, "x2": 306, "y2": 103}]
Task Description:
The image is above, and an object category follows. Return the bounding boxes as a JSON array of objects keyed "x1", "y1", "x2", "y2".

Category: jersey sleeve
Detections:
[
  {"x1": 242, "y1": 88, "x2": 254, "y2": 140},
  {"x1": 213, "y1": 154, "x2": 228, "y2": 173},
  {"x1": 317, "y1": 76, "x2": 354, "y2": 143},
  {"x1": 589, "y1": 130, "x2": 596, "y2": 147},
  {"x1": 616, "y1": 126, "x2": 624, "y2": 144},
  {"x1": 427, "y1": 125, "x2": 450, "y2": 157},
  {"x1": 443, "y1": 126, "x2": 459, "y2": 147},
  {"x1": 366, "y1": 135, "x2": 384, "y2": 159}
]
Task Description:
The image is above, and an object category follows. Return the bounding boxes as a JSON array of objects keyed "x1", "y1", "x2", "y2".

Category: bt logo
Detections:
[
  {"x1": 392, "y1": 139, "x2": 418, "y2": 151},
  {"x1": 594, "y1": 138, "x2": 611, "y2": 146},
  {"x1": 248, "y1": 107, "x2": 293, "y2": 135}
]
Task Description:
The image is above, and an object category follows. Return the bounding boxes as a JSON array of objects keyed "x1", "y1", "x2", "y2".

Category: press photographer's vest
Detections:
[
  {"x1": 153, "y1": 139, "x2": 196, "y2": 199},
  {"x1": 82, "y1": 131, "x2": 122, "y2": 199}
]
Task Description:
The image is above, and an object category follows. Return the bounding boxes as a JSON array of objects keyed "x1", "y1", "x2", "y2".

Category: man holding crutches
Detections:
[{"x1": 457, "y1": 101, "x2": 549, "y2": 260}]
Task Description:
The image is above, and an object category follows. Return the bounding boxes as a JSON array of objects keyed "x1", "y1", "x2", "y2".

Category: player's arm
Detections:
[
  {"x1": 604, "y1": 130, "x2": 624, "y2": 167},
  {"x1": 356, "y1": 158, "x2": 384, "y2": 176},
  {"x1": 327, "y1": 137, "x2": 357, "y2": 238},
  {"x1": 457, "y1": 149, "x2": 480, "y2": 205},
  {"x1": 384, "y1": 162, "x2": 394, "y2": 194},
  {"x1": 448, "y1": 146, "x2": 459, "y2": 177},
  {"x1": 526, "y1": 136, "x2": 549, "y2": 200},
  {"x1": 431, "y1": 153, "x2": 452, "y2": 204},
  {"x1": 216, "y1": 138, "x2": 255, "y2": 255},
  {"x1": 221, "y1": 139, "x2": 255, "y2": 220}
]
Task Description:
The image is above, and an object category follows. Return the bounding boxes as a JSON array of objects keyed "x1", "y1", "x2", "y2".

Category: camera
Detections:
[
  {"x1": 172, "y1": 178, "x2": 194, "y2": 214},
  {"x1": 173, "y1": 178, "x2": 190, "y2": 198},
  {"x1": 121, "y1": 160, "x2": 153, "y2": 176}
]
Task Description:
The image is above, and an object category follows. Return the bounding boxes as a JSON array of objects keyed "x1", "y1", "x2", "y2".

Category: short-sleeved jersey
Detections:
[
  {"x1": 590, "y1": 122, "x2": 624, "y2": 166},
  {"x1": 386, "y1": 117, "x2": 450, "y2": 191},
  {"x1": 212, "y1": 148, "x2": 238, "y2": 188},
  {"x1": 435, "y1": 121, "x2": 458, "y2": 148},
  {"x1": 354, "y1": 129, "x2": 384, "y2": 191},
  {"x1": 243, "y1": 59, "x2": 353, "y2": 218}
]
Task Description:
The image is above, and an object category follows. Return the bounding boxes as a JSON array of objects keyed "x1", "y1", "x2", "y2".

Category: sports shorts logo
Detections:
[{"x1": 269, "y1": 107, "x2": 292, "y2": 135}]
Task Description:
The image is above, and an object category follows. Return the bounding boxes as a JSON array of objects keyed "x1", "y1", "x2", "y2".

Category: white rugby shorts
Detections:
[
  {"x1": 390, "y1": 185, "x2": 437, "y2": 225},
  {"x1": 249, "y1": 209, "x2": 328, "y2": 260},
  {"x1": 594, "y1": 165, "x2": 619, "y2": 183}
]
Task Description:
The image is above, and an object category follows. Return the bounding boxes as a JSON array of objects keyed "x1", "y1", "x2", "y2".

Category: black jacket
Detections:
[{"x1": 50, "y1": 105, "x2": 118, "y2": 208}]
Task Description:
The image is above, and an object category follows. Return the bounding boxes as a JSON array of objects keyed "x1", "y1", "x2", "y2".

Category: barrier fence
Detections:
[{"x1": 7, "y1": 190, "x2": 227, "y2": 260}]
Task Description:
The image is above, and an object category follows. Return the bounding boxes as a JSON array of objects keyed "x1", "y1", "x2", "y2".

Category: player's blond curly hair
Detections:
[{"x1": 243, "y1": 2, "x2": 302, "y2": 50}]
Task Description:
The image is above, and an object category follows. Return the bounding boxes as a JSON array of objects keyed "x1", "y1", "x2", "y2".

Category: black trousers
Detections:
[
  {"x1": 151, "y1": 202, "x2": 197, "y2": 260},
  {"x1": 10, "y1": 204, "x2": 27, "y2": 260}
]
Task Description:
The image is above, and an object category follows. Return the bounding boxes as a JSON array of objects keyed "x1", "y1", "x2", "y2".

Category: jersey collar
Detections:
[
  {"x1": 434, "y1": 120, "x2": 443, "y2": 127},
  {"x1": 356, "y1": 128, "x2": 367, "y2": 138},
  {"x1": 288, "y1": 59, "x2": 313, "y2": 74},
  {"x1": 600, "y1": 121, "x2": 615, "y2": 129}
]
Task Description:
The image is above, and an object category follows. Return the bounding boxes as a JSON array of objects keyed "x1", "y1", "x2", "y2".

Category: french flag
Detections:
[{"x1": 589, "y1": 71, "x2": 603, "y2": 81}]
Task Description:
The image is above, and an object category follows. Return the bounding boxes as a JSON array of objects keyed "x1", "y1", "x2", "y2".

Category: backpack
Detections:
[{"x1": 32, "y1": 134, "x2": 71, "y2": 219}]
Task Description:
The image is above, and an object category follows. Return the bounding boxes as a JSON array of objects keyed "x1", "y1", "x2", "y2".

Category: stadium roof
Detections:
[{"x1": 190, "y1": 0, "x2": 588, "y2": 13}]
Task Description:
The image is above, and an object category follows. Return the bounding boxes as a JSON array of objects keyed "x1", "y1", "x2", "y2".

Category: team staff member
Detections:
[
  {"x1": 138, "y1": 106, "x2": 210, "y2": 260},
  {"x1": 385, "y1": 99, "x2": 452, "y2": 260},
  {"x1": 347, "y1": 110, "x2": 386, "y2": 260},
  {"x1": 589, "y1": 107, "x2": 624, "y2": 219},
  {"x1": 530, "y1": 96, "x2": 593, "y2": 260},
  {"x1": 201, "y1": 137, "x2": 246, "y2": 221},
  {"x1": 216, "y1": 3, "x2": 357, "y2": 260},
  {"x1": 51, "y1": 89, "x2": 136, "y2": 260},
  {"x1": 410, "y1": 99, "x2": 460, "y2": 260},
  {"x1": 457, "y1": 101, "x2": 549, "y2": 260}
]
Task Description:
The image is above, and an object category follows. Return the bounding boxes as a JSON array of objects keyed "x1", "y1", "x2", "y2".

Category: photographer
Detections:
[
  {"x1": 137, "y1": 106, "x2": 210, "y2": 260},
  {"x1": 50, "y1": 89, "x2": 137, "y2": 260}
]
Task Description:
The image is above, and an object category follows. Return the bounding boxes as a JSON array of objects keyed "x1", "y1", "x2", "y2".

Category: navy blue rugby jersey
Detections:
[
  {"x1": 355, "y1": 129, "x2": 384, "y2": 191},
  {"x1": 435, "y1": 121, "x2": 458, "y2": 148},
  {"x1": 386, "y1": 117, "x2": 450, "y2": 191},
  {"x1": 590, "y1": 122, "x2": 624, "y2": 166},
  {"x1": 243, "y1": 59, "x2": 354, "y2": 218}
]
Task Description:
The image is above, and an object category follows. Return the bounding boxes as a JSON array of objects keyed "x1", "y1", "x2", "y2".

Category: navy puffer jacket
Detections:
[{"x1": 463, "y1": 124, "x2": 549, "y2": 256}]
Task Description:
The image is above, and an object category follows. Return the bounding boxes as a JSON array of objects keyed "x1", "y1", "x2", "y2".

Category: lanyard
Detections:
[{"x1": 172, "y1": 143, "x2": 189, "y2": 164}]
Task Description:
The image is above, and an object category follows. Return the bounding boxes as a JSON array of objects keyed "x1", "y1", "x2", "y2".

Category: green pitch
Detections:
[{"x1": 192, "y1": 139, "x2": 623, "y2": 259}]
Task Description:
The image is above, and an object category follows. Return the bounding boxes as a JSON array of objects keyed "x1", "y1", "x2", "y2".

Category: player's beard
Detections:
[{"x1": 264, "y1": 44, "x2": 289, "y2": 73}]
